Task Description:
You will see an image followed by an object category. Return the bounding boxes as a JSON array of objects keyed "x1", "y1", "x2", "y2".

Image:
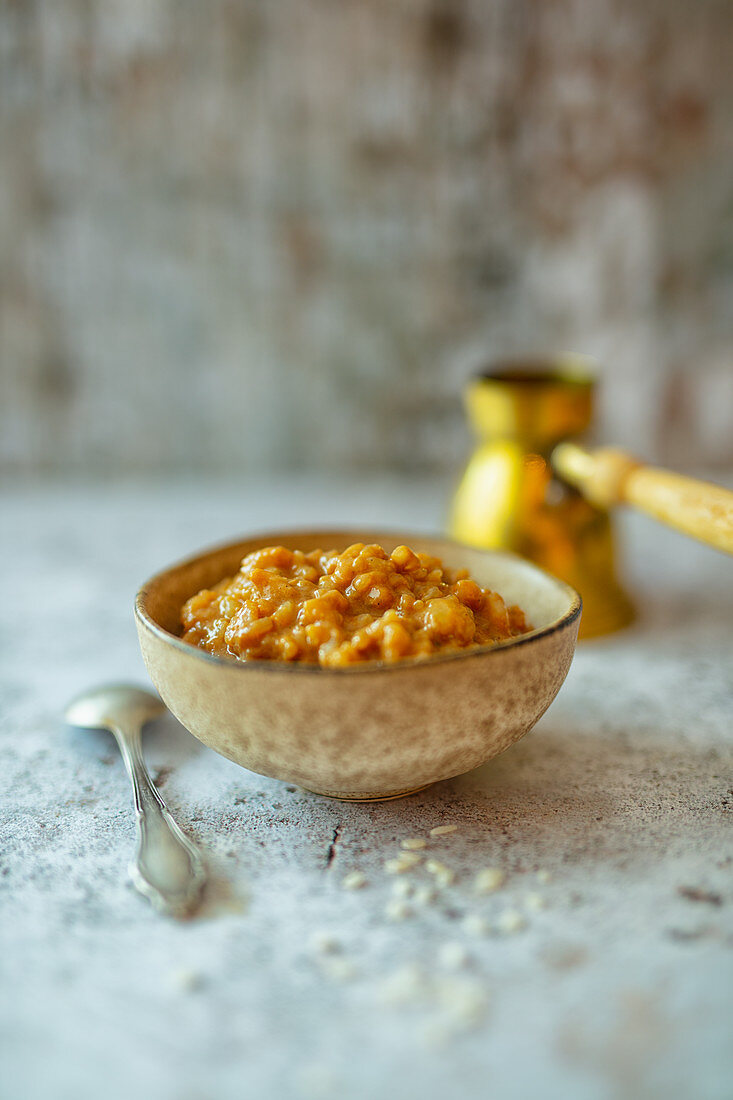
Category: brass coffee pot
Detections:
[{"x1": 449, "y1": 359, "x2": 733, "y2": 639}]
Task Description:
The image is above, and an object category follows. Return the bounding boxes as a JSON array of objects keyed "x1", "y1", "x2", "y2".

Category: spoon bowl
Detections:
[
  {"x1": 65, "y1": 684, "x2": 166, "y2": 733},
  {"x1": 135, "y1": 530, "x2": 581, "y2": 800}
]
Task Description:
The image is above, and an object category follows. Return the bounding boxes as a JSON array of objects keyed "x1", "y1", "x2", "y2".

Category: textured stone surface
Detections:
[
  {"x1": 2, "y1": 476, "x2": 733, "y2": 1100},
  {"x1": 2, "y1": 1, "x2": 733, "y2": 477}
]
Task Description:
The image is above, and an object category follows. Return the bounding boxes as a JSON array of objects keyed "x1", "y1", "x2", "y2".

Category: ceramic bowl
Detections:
[{"x1": 135, "y1": 530, "x2": 581, "y2": 800}]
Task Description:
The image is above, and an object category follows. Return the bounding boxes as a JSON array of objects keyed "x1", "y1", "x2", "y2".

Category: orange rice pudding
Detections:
[{"x1": 181, "y1": 543, "x2": 531, "y2": 669}]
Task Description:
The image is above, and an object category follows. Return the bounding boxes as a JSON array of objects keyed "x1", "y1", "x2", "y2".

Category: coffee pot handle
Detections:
[{"x1": 552, "y1": 444, "x2": 733, "y2": 556}]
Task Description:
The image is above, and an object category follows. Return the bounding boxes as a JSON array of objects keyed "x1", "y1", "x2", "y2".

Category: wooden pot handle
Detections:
[{"x1": 552, "y1": 444, "x2": 733, "y2": 556}]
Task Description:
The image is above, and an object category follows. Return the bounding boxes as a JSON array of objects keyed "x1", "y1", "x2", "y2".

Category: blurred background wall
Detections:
[{"x1": 2, "y1": 0, "x2": 733, "y2": 479}]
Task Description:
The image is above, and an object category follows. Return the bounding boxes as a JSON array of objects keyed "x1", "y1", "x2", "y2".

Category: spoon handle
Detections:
[{"x1": 111, "y1": 722, "x2": 206, "y2": 917}]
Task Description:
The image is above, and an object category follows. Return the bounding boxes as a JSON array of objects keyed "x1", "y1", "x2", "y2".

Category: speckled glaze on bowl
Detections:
[{"x1": 135, "y1": 530, "x2": 581, "y2": 800}]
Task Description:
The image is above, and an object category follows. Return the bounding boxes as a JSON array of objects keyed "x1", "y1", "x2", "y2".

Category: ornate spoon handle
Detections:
[{"x1": 111, "y1": 720, "x2": 206, "y2": 917}]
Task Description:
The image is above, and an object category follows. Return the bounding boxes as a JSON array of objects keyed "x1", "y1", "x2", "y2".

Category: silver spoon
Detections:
[{"x1": 65, "y1": 684, "x2": 206, "y2": 917}]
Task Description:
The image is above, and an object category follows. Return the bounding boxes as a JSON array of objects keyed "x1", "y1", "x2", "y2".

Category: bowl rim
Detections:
[{"x1": 135, "y1": 528, "x2": 582, "y2": 676}]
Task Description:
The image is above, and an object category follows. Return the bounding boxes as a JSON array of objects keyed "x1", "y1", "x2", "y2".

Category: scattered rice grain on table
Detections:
[
  {"x1": 436, "y1": 977, "x2": 488, "y2": 1026},
  {"x1": 462, "y1": 914, "x2": 491, "y2": 937},
  {"x1": 309, "y1": 931, "x2": 341, "y2": 955},
  {"x1": 474, "y1": 867, "x2": 506, "y2": 894},
  {"x1": 425, "y1": 858, "x2": 450, "y2": 876},
  {"x1": 525, "y1": 892, "x2": 547, "y2": 911},
  {"x1": 391, "y1": 879, "x2": 414, "y2": 899},
  {"x1": 342, "y1": 871, "x2": 367, "y2": 890},
  {"x1": 320, "y1": 957, "x2": 358, "y2": 982},
  {"x1": 497, "y1": 909, "x2": 526, "y2": 934},
  {"x1": 384, "y1": 852, "x2": 422, "y2": 875},
  {"x1": 376, "y1": 964, "x2": 425, "y2": 1007},
  {"x1": 384, "y1": 899, "x2": 413, "y2": 922},
  {"x1": 437, "y1": 942, "x2": 470, "y2": 970},
  {"x1": 170, "y1": 968, "x2": 205, "y2": 993},
  {"x1": 425, "y1": 859, "x2": 456, "y2": 886}
]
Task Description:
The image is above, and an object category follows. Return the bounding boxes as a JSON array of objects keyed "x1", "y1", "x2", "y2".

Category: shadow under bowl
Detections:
[{"x1": 135, "y1": 530, "x2": 581, "y2": 800}]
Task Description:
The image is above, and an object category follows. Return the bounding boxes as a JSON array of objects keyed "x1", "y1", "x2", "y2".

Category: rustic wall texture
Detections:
[{"x1": 2, "y1": 0, "x2": 733, "y2": 477}]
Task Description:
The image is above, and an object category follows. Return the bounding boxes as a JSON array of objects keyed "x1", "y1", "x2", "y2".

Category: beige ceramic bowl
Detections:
[{"x1": 135, "y1": 530, "x2": 581, "y2": 800}]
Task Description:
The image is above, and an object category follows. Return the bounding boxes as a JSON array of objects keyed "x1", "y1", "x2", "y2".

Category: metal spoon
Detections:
[{"x1": 65, "y1": 684, "x2": 206, "y2": 917}]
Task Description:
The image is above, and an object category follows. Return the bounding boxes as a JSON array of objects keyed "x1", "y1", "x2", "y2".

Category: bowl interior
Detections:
[{"x1": 138, "y1": 529, "x2": 579, "y2": 655}]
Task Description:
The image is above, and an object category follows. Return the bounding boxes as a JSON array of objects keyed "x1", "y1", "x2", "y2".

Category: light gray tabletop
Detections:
[{"x1": 3, "y1": 476, "x2": 732, "y2": 1100}]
